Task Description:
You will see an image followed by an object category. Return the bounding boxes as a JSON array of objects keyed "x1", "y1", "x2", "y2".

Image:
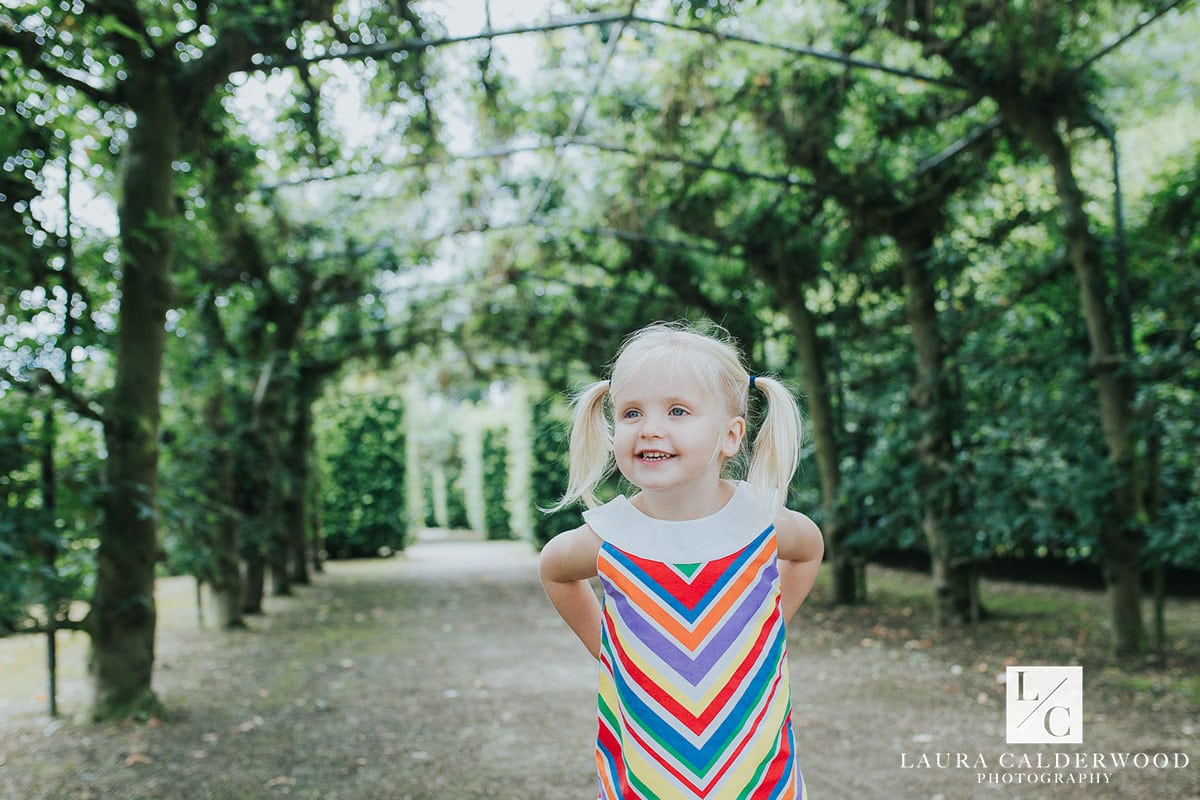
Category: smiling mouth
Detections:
[{"x1": 638, "y1": 451, "x2": 675, "y2": 462}]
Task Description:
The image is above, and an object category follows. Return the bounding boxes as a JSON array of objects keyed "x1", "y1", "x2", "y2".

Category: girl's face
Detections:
[{"x1": 610, "y1": 366, "x2": 745, "y2": 501}]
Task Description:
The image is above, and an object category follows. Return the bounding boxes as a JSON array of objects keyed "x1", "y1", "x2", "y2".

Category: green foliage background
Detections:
[
  {"x1": 482, "y1": 428, "x2": 513, "y2": 539},
  {"x1": 316, "y1": 394, "x2": 407, "y2": 558},
  {"x1": 0, "y1": 0, "x2": 1197, "y2": 705},
  {"x1": 530, "y1": 396, "x2": 582, "y2": 548}
]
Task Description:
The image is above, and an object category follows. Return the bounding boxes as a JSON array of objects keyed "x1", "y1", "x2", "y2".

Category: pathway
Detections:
[{"x1": 0, "y1": 537, "x2": 1195, "y2": 799}]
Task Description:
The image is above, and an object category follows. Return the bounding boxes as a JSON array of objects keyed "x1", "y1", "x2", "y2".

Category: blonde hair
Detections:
[{"x1": 552, "y1": 321, "x2": 801, "y2": 511}]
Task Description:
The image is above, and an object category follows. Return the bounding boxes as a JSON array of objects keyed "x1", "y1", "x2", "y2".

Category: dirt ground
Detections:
[{"x1": 1, "y1": 533, "x2": 1197, "y2": 800}]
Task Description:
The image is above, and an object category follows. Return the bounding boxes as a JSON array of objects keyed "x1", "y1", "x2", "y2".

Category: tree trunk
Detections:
[
  {"x1": 785, "y1": 291, "x2": 857, "y2": 604},
  {"x1": 310, "y1": 456, "x2": 326, "y2": 575},
  {"x1": 89, "y1": 78, "x2": 178, "y2": 721},
  {"x1": 237, "y1": 405, "x2": 272, "y2": 615},
  {"x1": 285, "y1": 491, "x2": 310, "y2": 585},
  {"x1": 896, "y1": 226, "x2": 978, "y2": 625},
  {"x1": 748, "y1": 250, "x2": 852, "y2": 603},
  {"x1": 1019, "y1": 115, "x2": 1145, "y2": 655},
  {"x1": 39, "y1": 407, "x2": 60, "y2": 718},
  {"x1": 264, "y1": 388, "x2": 292, "y2": 597},
  {"x1": 237, "y1": 372, "x2": 290, "y2": 599},
  {"x1": 268, "y1": 521, "x2": 292, "y2": 596},
  {"x1": 1146, "y1": 408, "x2": 1164, "y2": 654},
  {"x1": 203, "y1": 393, "x2": 245, "y2": 629},
  {"x1": 242, "y1": 553, "x2": 266, "y2": 615},
  {"x1": 285, "y1": 388, "x2": 314, "y2": 586}
]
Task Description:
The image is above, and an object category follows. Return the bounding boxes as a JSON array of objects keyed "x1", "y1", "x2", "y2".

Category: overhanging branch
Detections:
[
  {"x1": 1075, "y1": 0, "x2": 1195, "y2": 74},
  {"x1": 258, "y1": 136, "x2": 813, "y2": 192},
  {"x1": 257, "y1": 11, "x2": 632, "y2": 70},
  {"x1": 0, "y1": 25, "x2": 119, "y2": 105},
  {"x1": 906, "y1": 114, "x2": 1003, "y2": 184},
  {"x1": 633, "y1": 14, "x2": 964, "y2": 89},
  {"x1": 524, "y1": 1, "x2": 637, "y2": 222},
  {"x1": 3, "y1": 368, "x2": 107, "y2": 423},
  {"x1": 253, "y1": 9, "x2": 963, "y2": 90}
]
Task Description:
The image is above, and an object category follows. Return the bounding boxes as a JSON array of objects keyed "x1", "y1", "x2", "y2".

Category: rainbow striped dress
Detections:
[{"x1": 583, "y1": 482, "x2": 806, "y2": 799}]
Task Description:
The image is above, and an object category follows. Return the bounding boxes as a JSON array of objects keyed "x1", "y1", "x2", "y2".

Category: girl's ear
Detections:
[{"x1": 720, "y1": 416, "x2": 747, "y2": 459}]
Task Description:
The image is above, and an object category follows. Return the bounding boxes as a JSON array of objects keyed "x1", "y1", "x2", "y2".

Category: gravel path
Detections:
[{"x1": 1, "y1": 535, "x2": 1196, "y2": 799}]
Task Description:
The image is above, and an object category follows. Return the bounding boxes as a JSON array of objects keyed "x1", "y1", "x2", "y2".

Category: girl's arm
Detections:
[
  {"x1": 774, "y1": 509, "x2": 824, "y2": 623},
  {"x1": 538, "y1": 525, "x2": 604, "y2": 659}
]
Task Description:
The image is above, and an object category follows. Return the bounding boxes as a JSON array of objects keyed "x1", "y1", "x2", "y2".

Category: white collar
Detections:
[{"x1": 583, "y1": 481, "x2": 776, "y2": 563}]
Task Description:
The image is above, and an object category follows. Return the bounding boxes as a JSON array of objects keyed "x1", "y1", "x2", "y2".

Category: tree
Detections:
[
  {"x1": 858, "y1": 0, "x2": 1171, "y2": 652},
  {"x1": 1, "y1": 0, "x2": 374, "y2": 719}
]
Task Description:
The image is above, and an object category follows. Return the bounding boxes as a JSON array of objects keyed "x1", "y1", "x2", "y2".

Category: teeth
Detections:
[{"x1": 640, "y1": 452, "x2": 672, "y2": 461}]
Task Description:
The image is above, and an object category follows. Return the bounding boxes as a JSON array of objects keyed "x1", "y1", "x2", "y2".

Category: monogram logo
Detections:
[{"x1": 1006, "y1": 666, "x2": 1083, "y2": 744}]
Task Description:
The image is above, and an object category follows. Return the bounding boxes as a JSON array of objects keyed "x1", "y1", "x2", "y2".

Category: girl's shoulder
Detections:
[
  {"x1": 538, "y1": 523, "x2": 602, "y2": 581},
  {"x1": 773, "y1": 507, "x2": 824, "y2": 563}
]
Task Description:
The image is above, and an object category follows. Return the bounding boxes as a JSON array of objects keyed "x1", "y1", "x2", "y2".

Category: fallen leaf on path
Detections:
[
  {"x1": 123, "y1": 753, "x2": 152, "y2": 766},
  {"x1": 237, "y1": 715, "x2": 265, "y2": 732}
]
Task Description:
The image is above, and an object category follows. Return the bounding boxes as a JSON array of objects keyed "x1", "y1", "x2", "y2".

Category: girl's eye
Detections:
[
  {"x1": 622, "y1": 409, "x2": 641, "y2": 420},
  {"x1": 669, "y1": 407, "x2": 688, "y2": 417}
]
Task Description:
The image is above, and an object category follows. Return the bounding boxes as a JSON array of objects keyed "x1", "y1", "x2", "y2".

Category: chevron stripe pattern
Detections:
[{"x1": 594, "y1": 525, "x2": 806, "y2": 799}]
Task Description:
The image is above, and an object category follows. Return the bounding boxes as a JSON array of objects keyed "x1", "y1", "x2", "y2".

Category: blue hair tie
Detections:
[{"x1": 749, "y1": 374, "x2": 757, "y2": 390}]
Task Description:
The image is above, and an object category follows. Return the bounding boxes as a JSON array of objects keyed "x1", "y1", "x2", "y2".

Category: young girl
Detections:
[{"x1": 539, "y1": 321, "x2": 824, "y2": 800}]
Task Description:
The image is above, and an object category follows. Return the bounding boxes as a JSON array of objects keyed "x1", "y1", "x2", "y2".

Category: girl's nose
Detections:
[{"x1": 639, "y1": 413, "x2": 666, "y2": 437}]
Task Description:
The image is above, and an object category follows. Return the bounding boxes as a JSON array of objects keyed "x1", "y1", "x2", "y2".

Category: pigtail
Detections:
[
  {"x1": 548, "y1": 380, "x2": 613, "y2": 511},
  {"x1": 746, "y1": 375, "x2": 801, "y2": 510}
]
